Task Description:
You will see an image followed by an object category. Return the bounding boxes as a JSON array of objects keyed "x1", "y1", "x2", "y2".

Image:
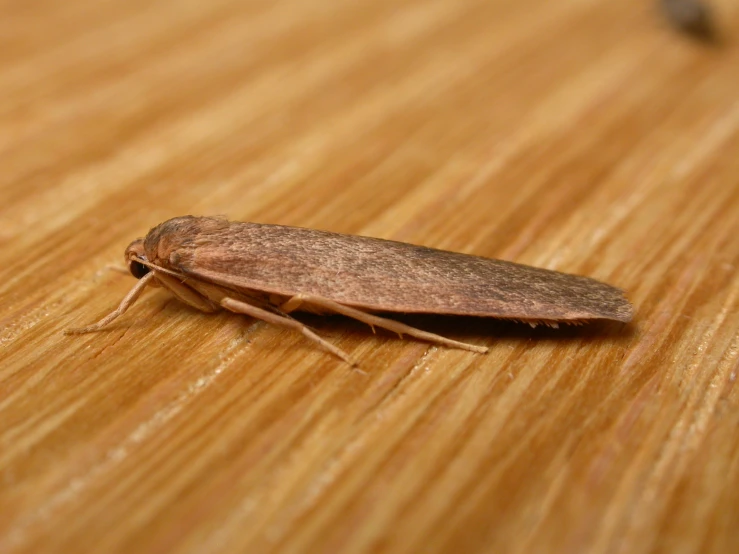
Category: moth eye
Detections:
[{"x1": 130, "y1": 260, "x2": 150, "y2": 279}]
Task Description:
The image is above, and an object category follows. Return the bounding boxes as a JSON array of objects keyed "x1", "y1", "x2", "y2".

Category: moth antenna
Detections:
[{"x1": 135, "y1": 257, "x2": 187, "y2": 279}]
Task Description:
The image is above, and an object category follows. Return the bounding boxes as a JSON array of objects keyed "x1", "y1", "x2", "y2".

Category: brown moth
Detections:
[{"x1": 67, "y1": 216, "x2": 633, "y2": 365}]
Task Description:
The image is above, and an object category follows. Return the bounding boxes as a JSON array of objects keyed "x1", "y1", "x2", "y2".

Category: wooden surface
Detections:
[{"x1": 1, "y1": 0, "x2": 738, "y2": 552}]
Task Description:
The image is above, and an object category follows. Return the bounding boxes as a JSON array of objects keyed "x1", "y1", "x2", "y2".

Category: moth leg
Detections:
[
  {"x1": 280, "y1": 295, "x2": 489, "y2": 354},
  {"x1": 65, "y1": 272, "x2": 155, "y2": 334},
  {"x1": 221, "y1": 297, "x2": 357, "y2": 366},
  {"x1": 155, "y1": 273, "x2": 219, "y2": 313}
]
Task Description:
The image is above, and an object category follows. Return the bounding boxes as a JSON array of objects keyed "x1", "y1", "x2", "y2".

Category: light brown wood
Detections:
[{"x1": 1, "y1": 0, "x2": 738, "y2": 552}]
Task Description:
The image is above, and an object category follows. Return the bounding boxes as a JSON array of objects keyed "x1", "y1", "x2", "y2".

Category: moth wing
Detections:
[{"x1": 152, "y1": 218, "x2": 632, "y2": 322}]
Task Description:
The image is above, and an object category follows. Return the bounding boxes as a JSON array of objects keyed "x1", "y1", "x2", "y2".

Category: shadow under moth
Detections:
[{"x1": 67, "y1": 216, "x2": 634, "y2": 365}]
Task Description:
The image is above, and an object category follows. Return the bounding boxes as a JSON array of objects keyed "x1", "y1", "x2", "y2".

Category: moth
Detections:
[{"x1": 67, "y1": 216, "x2": 634, "y2": 365}]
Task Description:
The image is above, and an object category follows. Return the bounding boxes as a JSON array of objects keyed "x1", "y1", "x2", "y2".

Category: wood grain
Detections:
[{"x1": 1, "y1": 0, "x2": 738, "y2": 552}]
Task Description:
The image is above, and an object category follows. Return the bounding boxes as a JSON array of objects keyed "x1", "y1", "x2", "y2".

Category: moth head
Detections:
[{"x1": 124, "y1": 238, "x2": 152, "y2": 280}]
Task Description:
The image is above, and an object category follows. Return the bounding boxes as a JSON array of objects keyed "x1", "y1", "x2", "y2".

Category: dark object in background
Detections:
[{"x1": 660, "y1": 0, "x2": 717, "y2": 41}]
